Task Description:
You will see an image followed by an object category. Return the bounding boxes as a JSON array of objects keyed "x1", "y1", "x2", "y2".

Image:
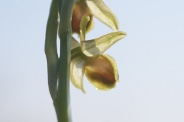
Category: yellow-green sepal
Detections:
[
  {"x1": 87, "y1": 0, "x2": 119, "y2": 30},
  {"x1": 81, "y1": 31, "x2": 126, "y2": 57},
  {"x1": 70, "y1": 57, "x2": 86, "y2": 93}
]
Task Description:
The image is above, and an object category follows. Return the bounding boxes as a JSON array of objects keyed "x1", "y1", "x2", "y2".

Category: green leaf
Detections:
[{"x1": 45, "y1": 0, "x2": 59, "y2": 100}]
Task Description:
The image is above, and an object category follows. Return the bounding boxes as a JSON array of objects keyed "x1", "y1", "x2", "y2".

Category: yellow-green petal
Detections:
[
  {"x1": 81, "y1": 31, "x2": 126, "y2": 57},
  {"x1": 79, "y1": 15, "x2": 90, "y2": 42},
  {"x1": 86, "y1": 0, "x2": 118, "y2": 30},
  {"x1": 70, "y1": 57, "x2": 86, "y2": 93}
]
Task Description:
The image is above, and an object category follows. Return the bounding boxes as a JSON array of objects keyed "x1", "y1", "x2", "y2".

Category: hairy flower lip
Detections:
[
  {"x1": 70, "y1": 52, "x2": 119, "y2": 92},
  {"x1": 85, "y1": 55, "x2": 118, "y2": 90}
]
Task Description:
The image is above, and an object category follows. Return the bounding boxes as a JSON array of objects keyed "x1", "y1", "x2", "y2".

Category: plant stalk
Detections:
[
  {"x1": 45, "y1": 0, "x2": 76, "y2": 122},
  {"x1": 54, "y1": 0, "x2": 76, "y2": 122}
]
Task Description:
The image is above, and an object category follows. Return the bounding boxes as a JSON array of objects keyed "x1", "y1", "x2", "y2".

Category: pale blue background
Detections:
[{"x1": 0, "y1": 0, "x2": 184, "y2": 122}]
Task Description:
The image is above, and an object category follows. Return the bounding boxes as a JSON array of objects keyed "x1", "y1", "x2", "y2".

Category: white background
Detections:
[{"x1": 0, "y1": 0, "x2": 184, "y2": 122}]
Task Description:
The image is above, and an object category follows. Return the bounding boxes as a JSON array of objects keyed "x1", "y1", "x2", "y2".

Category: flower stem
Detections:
[
  {"x1": 54, "y1": 0, "x2": 76, "y2": 122},
  {"x1": 45, "y1": 0, "x2": 76, "y2": 122}
]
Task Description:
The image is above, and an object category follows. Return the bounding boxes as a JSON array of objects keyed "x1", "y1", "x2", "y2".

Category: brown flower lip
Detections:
[{"x1": 85, "y1": 55, "x2": 117, "y2": 90}]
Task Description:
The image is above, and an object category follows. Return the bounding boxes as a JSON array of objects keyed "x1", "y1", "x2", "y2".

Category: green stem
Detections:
[
  {"x1": 45, "y1": 0, "x2": 76, "y2": 122},
  {"x1": 45, "y1": 0, "x2": 76, "y2": 121},
  {"x1": 54, "y1": 0, "x2": 76, "y2": 122}
]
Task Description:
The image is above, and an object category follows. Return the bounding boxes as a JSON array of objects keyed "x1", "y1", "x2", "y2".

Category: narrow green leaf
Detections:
[{"x1": 45, "y1": 0, "x2": 59, "y2": 100}]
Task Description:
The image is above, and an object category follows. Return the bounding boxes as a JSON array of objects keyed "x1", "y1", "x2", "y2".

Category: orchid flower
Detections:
[
  {"x1": 70, "y1": 16, "x2": 126, "y2": 92},
  {"x1": 45, "y1": 0, "x2": 126, "y2": 121},
  {"x1": 72, "y1": 0, "x2": 119, "y2": 34}
]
